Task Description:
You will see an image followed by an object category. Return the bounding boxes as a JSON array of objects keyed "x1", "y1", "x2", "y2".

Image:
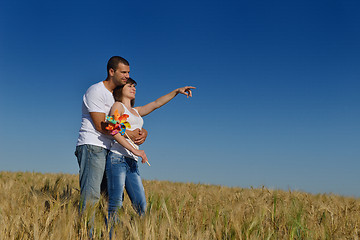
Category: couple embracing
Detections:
[{"x1": 75, "y1": 56, "x2": 195, "y2": 234}]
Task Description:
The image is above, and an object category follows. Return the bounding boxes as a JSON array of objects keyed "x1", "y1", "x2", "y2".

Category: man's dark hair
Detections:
[{"x1": 107, "y1": 56, "x2": 129, "y2": 72}]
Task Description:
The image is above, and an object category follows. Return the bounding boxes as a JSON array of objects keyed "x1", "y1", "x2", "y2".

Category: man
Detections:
[{"x1": 75, "y1": 56, "x2": 147, "y2": 212}]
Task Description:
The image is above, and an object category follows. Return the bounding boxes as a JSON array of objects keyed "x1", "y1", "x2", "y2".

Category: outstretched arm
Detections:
[{"x1": 136, "y1": 86, "x2": 196, "y2": 117}]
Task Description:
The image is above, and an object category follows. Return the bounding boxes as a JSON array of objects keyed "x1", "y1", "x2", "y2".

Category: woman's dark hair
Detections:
[{"x1": 113, "y1": 78, "x2": 137, "y2": 107}]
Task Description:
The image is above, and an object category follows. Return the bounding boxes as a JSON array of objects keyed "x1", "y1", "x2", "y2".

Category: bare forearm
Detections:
[
  {"x1": 138, "y1": 89, "x2": 179, "y2": 116},
  {"x1": 153, "y1": 89, "x2": 179, "y2": 109},
  {"x1": 137, "y1": 86, "x2": 195, "y2": 116},
  {"x1": 125, "y1": 128, "x2": 148, "y2": 145},
  {"x1": 113, "y1": 133, "x2": 149, "y2": 163},
  {"x1": 90, "y1": 112, "x2": 111, "y2": 135},
  {"x1": 113, "y1": 134, "x2": 138, "y2": 154}
]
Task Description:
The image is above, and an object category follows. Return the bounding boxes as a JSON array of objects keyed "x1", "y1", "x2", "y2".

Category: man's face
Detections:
[{"x1": 113, "y1": 63, "x2": 130, "y2": 86}]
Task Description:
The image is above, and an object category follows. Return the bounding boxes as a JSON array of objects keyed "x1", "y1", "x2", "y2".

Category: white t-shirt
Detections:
[
  {"x1": 110, "y1": 102, "x2": 144, "y2": 161},
  {"x1": 76, "y1": 81, "x2": 115, "y2": 149}
]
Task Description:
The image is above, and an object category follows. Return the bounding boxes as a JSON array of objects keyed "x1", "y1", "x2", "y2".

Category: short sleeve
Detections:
[{"x1": 83, "y1": 86, "x2": 106, "y2": 113}]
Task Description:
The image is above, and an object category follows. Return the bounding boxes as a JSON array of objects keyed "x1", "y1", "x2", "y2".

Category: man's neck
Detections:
[{"x1": 103, "y1": 78, "x2": 116, "y2": 92}]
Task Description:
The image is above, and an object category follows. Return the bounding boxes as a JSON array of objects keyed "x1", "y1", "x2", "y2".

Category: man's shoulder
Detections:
[
  {"x1": 87, "y1": 81, "x2": 104, "y2": 91},
  {"x1": 85, "y1": 81, "x2": 106, "y2": 95}
]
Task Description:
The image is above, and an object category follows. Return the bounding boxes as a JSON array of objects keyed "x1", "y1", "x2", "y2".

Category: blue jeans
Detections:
[
  {"x1": 106, "y1": 151, "x2": 146, "y2": 222},
  {"x1": 75, "y1": 144, "x2": 109, "y2": 212}
]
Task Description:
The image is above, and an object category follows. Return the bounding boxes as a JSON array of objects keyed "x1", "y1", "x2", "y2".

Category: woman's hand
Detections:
[
  {"x1": 177, "y1": 86, "x2": 196, "y2": 98},
  {"x1": 133, "y1": 149, "x2": 149, "y2": 164}
]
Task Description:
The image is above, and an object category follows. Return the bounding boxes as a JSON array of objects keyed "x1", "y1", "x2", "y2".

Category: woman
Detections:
[{"x1": 106, "y1": 78, "x2": 195, "y2": 228}]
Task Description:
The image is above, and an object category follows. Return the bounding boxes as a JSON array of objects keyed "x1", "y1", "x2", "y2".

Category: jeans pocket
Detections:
[
  {"x1": 110, "y1": 154, "x2": 125, "y2": 165},
  {"x1": 126, "y1": 158, "x2": 139, "y2": 174},
  {"x1": 87, "y1": 145, "x2": 105, "y2": 154}
]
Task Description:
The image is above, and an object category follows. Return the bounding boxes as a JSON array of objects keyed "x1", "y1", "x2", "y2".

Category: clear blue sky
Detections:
[{"x1": 1, "y1": 0, "x2": 359, "y2": 197}]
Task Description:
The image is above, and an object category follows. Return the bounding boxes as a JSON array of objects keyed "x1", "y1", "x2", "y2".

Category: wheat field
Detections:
[{"x1": 0, "y1": 171, "x2": 359, "y2": 239}]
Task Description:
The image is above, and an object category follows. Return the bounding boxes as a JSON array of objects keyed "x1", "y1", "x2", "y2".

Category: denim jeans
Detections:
[
  {"x1": 106, "y1": 151, "x2": 146, "y2": 222},
  {"x1": 75, "y1": 144, "x2": 109, "y2": 212}
]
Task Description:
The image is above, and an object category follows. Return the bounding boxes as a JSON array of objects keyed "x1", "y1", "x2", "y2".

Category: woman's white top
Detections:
[{"x1": 110, "y1": 102, "x2": 144, "y2": 161}]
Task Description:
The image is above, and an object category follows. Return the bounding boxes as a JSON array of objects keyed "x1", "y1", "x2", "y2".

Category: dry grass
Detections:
[{"x1": 0, "y1": 171, "x2": 359, "y2": 239}]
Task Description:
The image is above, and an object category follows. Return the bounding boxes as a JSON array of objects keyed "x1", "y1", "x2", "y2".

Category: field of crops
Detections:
[{"x1": 0, "y1": 171, "x2": 359, "y2": 239}]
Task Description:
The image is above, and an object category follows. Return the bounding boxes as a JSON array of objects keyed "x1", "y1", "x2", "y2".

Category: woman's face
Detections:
[{"x1": 122, "y1": 83, "x2": 136, "y2": 100}]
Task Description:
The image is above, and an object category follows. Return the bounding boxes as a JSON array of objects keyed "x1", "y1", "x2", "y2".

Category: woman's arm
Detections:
[
  {"x1": 109, "y1": 102, "x2": 149, "y2": 163},
  {"x1": 135, "y1": 86, "x2": 196, "y2": 117},
  {"x1": 113, "y1": 134, "x2": 148, "y2": 164}
]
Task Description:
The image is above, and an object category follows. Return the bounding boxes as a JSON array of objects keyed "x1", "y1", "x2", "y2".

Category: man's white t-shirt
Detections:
[{"x1": 76, "y1": 81, "x2": 115, "y2": 149}]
